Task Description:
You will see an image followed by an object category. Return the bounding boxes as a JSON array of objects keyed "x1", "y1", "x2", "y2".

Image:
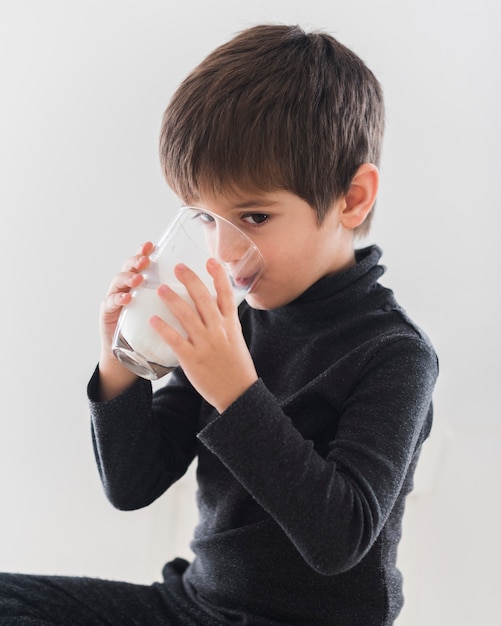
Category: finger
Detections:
[
  {"x1": 149, "y1": 314, "x2": 191, "y2": 359},
  {"x1": 207, "y1": 258, "x2": 237, "y2": 318},
  {"x1": 101, "y1": 290, "x2": 132, "y2": 316},
  {"x1": 121, "y1": 242, "x2": 154, "y2": 273},
  {"x1": 105, "y1": 270, "x2": 144, "y2": 297},
  {"x1": 173, "y1": 264, "x2": 221, "y2": 326},
  {"x1": 122, "y1": 254, "x2": 150, "y2": 274},
  {"x1": 157, "y1": 283, "x2": 206, "y2": 336},
  {"x1": 136, "y1": 241, "x2": 155, "y2": 256}
]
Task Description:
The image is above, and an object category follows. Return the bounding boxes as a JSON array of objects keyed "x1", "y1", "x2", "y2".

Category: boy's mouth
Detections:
[{"x1": 232, "y1": 271, "x2": 261, "y2": 291}]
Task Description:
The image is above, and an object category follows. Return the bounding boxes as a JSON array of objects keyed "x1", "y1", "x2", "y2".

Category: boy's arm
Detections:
[
  {"x1": 197, "y1": 335, "x2": 438, "y2": 576},
  {"x1": 88, "y1": 366, "x2": 201, "y2": 510}
]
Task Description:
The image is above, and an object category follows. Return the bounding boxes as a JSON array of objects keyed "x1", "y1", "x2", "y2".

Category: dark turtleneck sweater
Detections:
[{"x1": 88, "y1": 245, "x2": 438, "y2": 625}]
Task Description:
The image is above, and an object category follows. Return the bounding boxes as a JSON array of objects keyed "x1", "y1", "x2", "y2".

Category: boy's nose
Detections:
[
  {"x1": 214, "y1": 229, "x2": 248, "y2": 264},
  {"x1": 205, "y1": 221, "x2": 248, "y2": 265}
]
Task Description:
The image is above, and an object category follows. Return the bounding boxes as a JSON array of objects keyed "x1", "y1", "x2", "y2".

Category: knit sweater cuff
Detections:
[
  {"x1": 87, "y1": 364, "x2": 152, "y2": 419},
  {"x1": 197, "y1": 378, "x2": 289, "y2": 465}
]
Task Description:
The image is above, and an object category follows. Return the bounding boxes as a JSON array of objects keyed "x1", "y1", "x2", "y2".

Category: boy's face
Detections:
[{"x1": 188, "y1": 188, "x2": 356, "y2": 310}]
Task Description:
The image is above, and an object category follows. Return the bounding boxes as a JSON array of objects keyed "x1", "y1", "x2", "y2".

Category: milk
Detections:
[
  {"x1": 113, "y1": 273, "x2": 252, "y2": 380},
  {"x1": 118, "y1": 283, "x2": 195, "y2": 369}
]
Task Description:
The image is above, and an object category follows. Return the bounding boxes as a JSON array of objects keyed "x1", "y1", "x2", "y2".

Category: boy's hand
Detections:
[
  {"x1": 97, "y1": 242, "x2": 154, "y2": 400},
  {"x1": 99, "y1": 242, "x2": 154, "y2": 352},
  {"x1": 150, "y1": 259, "x2": 258, "y2": 413}
]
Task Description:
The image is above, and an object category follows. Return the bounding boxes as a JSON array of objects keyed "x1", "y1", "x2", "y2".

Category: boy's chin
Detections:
[
  {"x1": 244, "y1": 290, "x2": 288, "y2": 311},
  {"x1": 244, "y1": 292, "x2": 270, "y2": 311}
]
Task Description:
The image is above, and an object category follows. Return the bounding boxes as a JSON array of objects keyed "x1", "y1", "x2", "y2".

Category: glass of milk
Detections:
[{"x1": 112, "y1": 206, "x2": 265, "y2": 380}]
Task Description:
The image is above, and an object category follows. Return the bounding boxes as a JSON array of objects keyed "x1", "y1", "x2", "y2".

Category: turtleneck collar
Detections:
[{"x1": 242, "y1": 245, "x2": 393, "y2": 334}]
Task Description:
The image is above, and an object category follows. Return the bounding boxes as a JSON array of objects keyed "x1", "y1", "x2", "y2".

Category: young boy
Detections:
[{"x1": 0, "y1": 24, "x2": 438, "y2": 625}]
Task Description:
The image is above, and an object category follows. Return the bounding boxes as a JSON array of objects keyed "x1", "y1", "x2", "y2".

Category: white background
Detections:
[{"x1": 0, "y1": 1, "x2": 500, "y2": 624}]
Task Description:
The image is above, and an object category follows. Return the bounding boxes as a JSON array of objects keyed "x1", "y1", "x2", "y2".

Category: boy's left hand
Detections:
[{"x1": 150, "y1": 258, "x2": 258, "y2": 413}]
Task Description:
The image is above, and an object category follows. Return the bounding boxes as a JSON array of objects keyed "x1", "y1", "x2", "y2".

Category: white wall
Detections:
[{"x1": 0, "y1": 1, "x2": 499, "y2": 624}]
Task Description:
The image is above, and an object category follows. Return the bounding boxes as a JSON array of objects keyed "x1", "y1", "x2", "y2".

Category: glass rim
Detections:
[{"x1": 175, "y1": 205, "x2": 266, "y2": 269}]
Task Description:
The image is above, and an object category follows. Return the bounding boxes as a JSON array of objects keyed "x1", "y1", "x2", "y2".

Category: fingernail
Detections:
[
  {"x1": 158, "y1": 284, "x2": 171, "y2": 296},
  {"x1": 150, "y1": 315, "x2": 162, "y2": 328}
]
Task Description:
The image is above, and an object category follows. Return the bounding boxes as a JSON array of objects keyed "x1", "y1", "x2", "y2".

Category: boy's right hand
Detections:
[{"x1": 97, "y1": 241, "x2": 154, "y2": 400}]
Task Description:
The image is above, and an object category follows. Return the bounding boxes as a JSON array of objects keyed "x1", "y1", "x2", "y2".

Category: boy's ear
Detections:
[{"x1": 340, "y1": 163, "x2": 379, "y2": 230}]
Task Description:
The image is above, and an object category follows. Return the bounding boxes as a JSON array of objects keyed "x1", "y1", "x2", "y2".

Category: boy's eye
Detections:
[
  {"x1": 242, "y1": 213, "x2": 269, "y2": 226},
  {"x1": 194, "y1": 212, "x2": 216, "y2": 225}
]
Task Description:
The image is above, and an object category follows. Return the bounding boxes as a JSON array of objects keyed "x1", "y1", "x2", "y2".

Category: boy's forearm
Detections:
[
  {"x1": 198, "y1": 338, "x2": 438, "y2": 576},
  {"x1": 88, "y1": 365, "x2": 199, "y2": 511}
]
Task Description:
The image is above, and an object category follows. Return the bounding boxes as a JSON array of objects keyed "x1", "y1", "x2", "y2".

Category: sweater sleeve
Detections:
[
  {"x1": 197, "y1": 335, "x2": 438, "y2": 576},
  {"x1": 88, "y1": 366, "x2": 201, "y2": 511}
]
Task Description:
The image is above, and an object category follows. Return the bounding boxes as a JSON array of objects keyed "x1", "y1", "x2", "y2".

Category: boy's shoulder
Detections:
[{"x1": 238, "y1": 243, "x2": 437, "y2": 375}]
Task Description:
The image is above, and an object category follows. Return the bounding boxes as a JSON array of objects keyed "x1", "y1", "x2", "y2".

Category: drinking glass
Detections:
[{"x1": 112, "y1": 207, "x2": 265, "y2": 380}]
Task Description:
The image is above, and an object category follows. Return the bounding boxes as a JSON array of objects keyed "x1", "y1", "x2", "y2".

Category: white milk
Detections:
[
  {"x1": 116, "y1": 276, "x2": 249, "y2": 376},
  {"x1": 119, "y1": 284, "x2": 195, "y2": 368}
]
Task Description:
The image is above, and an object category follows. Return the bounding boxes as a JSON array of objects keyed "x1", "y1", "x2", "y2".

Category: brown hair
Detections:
[{"x1": 159, "y1": 24, "x2": 384, "y2": 236}]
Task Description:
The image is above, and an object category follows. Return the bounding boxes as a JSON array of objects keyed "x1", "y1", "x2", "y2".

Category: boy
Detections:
[{"x1": 0, "y1": 24, "x2": 438, "y2": 625}]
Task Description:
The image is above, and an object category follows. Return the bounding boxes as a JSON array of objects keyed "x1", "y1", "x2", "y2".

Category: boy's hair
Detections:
[{"x1": 159, "y1": 24, "x2": 384, "y2": 236}]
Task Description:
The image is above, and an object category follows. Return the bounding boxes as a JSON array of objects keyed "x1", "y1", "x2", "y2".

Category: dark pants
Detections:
[{"x1": 0, "y1": 559, "x2": 222, "y2": 625}]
